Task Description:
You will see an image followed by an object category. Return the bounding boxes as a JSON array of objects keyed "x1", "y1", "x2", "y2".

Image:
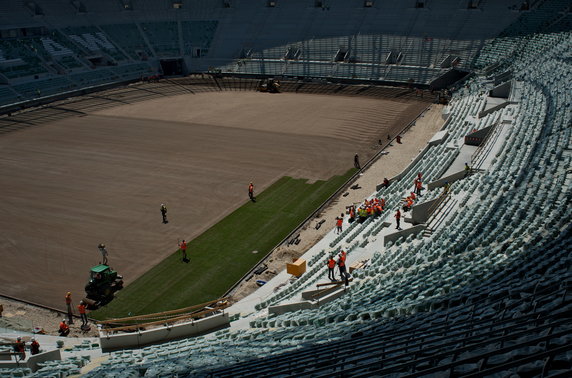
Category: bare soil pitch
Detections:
[{"x1": 0, "y1": 90, "x2": 426, "y2": 311}]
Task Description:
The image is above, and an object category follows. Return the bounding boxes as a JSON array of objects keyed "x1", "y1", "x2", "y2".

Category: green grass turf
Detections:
[{"x1": 92, "y1": 169, "x2": 356, "y2": 320}]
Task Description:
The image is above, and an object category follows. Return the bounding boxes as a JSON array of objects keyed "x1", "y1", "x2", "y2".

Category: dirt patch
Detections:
[{"x1": 0, "y1": 296, "x2": 98, "y2": 338}]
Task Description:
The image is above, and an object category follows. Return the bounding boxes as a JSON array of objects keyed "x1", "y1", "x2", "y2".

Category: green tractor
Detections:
[{"x1": 83, "y1": 264, "x2": 123, "y2": 310}]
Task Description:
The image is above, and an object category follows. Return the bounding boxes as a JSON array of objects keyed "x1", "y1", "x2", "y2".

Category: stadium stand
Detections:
[
  {"x1": 139, "y1": 22, "x2": 180, "y2": 57},
  {"x1": 0, "y1": 1, "x2": 570, "y2": 377}
]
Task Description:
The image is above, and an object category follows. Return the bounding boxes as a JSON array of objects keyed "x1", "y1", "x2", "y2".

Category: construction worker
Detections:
[
  {"x1": 336, "y1": 217, "x2": 343, "y2": 234},
  {"x1": 395, "y1": 209, "x2": 402, "y2": 230},
  {"x1": 464, "y1": 162, "x2": 471, "y2": 177},
  {"x1": 179, "y1": 240, "x2": 188, "y2": 262},
  {"x1": 65, "y1": 292, "x2": 73, "y2": 324},
  {"x1": 340, "y1": 250, "x2": 347, "y2": 265},
  {"x1": 13, "y1": 337, "x2": 25, "y2": 361},
  {"x1": 58, "y1": 319, "x2": 70, "y2": 337},
  {"x1": 338, "y1": 254, "x2": 347, "y2": 280},
  {"x1": 30, "y1": 338, "x2": 40, "y2": 355},
  {"x1": 348, "y1": 206, "x2": 356, "y2": 223},
  {"x1": 381, "y1": 177, "x2": 390, "y2": 189},
  {"x1": 327, "y1": 256, "x2": 336, "y2": 281},
  {"x1": 443, "y1": 181, "x2": 451, "y2": 195},
  {"x1": 415, "y1": 179, "x2": 423, "y2": 196},
  {"x1": 248, "y1": 182, "x2": 255, "y2": 202},
  {"x1": 161, "y1": 204, "x2": 168, "y2": 224},
  {"x1": 98, "y1": 244, "x2": 108, "y2": 265},
  {"x1": 354, "y1": 153, "x2": 361, "y2": 170},
  {"x1": 78, "y1": 301, "x2": 88, "y2": 327}
]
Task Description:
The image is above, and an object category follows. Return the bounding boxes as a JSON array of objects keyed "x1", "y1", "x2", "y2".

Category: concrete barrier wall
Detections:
[
  {"x1": 0, "y1": 349, "x2": 61, "y2": 373},
  {"x1": 269, "y1": 301, "x2": 316, "y2": 316},
  {"x1": 99, "y1": 313, "x2": 229, "y2": 352},
  {"x1": 27, "y1": 349, "x2": 61, "y2": 372},
  {"x1": 384, "y1": 225, "x2": 426, "y2": 246},
  {"x1": 478, "y1": 100, "x2": 512, "y2": 118},
  {"x1": 410, "y1": 197, "x2": 441, "y2": 225},
  {"x1": 271, "y1": 287, "x2": 347, "y2": 316},
  {"x1": 427, "y1": 170, "x2": 466, "y2": 190}
]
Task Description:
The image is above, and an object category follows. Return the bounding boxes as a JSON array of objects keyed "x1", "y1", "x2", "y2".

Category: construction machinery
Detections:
[
  {"x1": 83, "y1": 264, "x2": 123, "y2": 309},
  {"x1": 257, "y1": 78, "x2": 281, "y2": 93}
]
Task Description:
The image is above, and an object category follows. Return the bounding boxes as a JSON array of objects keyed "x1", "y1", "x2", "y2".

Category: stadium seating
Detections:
[
  {"x1": 181, "y1": 20, "x2": 218, "y2": 56},
  {"x1": 98, "y1": 24, "x2": 152, "y2": 61},
  {"x1": 139, "y1": 22, "x2": 180, "y2": 57}
]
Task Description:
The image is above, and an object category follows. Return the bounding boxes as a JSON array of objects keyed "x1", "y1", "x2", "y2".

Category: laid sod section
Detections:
[{"x1": 92, "y1": 169, "x2": 356, "y2": 320}]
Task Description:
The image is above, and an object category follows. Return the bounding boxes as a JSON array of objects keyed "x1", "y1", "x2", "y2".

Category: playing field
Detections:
[{"x1": 0, "y1": 86, "x2": 427, "y2": 313}]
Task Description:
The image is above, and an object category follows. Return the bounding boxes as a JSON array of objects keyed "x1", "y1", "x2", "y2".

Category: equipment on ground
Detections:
[
  {"x1": 83, "y1": 264, "x2": 123, "y2": 310},
  {"x1": 257, "y1": 78, "x2": 281, "y2": 93}
]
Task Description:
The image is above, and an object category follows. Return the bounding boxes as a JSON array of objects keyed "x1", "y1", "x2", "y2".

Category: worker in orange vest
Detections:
[
  {"x1": 179, "y1": 240, "x2": 188, "y2": 263},
  {"x1": 327, "y1": 256, "x2": 336, "y2": 281},
  {"x1": 248, "y1": 182, "x2": 255, "y2": 202},
  {"x1": 338, "y1": 254, "x2": 347, "y2": 280},
  {"x1": 30, "y1": 338, "x2": 40, "y2": 355},
  {"x1": 349, "y1": 206, "x2": 356, "y2": 223},
  {"x1": 340, "y1": 250, "x2": 347, "y2": 264},
  {"x1": 335, "y1": 217, "x2": 343, "y2": 234},
  {"x1": 58, "y1": 319, "x2": 70, "y2": 337},
  {"x1": 395, "y1": 209, "x2": 402, "y2": 230},
  {"x1": 78, "y1": 301, "x2": 88, "y2": 327},
  {"x1": 13, "y1": 337, "x2": 25, "y2": 361},
  {"x1": 65, "y1": 292, "x2": 73, "y2": 324}
]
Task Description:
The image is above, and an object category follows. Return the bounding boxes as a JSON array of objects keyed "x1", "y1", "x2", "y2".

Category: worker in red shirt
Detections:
[
  {"x1": 415, "y1": 179, "x2": 423, "y2": 196},
  {"x1": 248, "y1": 182, "x2": 255, "y2": 202},
  {"x1": 59, "y1": 319, "x2": 70, "y2": 337},
  {"x1": 327, "y1": 256, "x2": 336, "y2": 280},
  {"x1": 381, "y1": 177, "x2": 390, "y2": 189},
  {"x1": 395, "y1": 209, "x2": 402, "y2": 230},
  {"x1": 78, "y1": 301, "x2": 88, "y2": 327},
  {"x1": 179, "y1": 240, "x2": 188, "y2": 263}
]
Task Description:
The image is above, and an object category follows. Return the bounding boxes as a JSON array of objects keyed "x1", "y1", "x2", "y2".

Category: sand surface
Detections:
[{"x1": 0, "y1": 90, "x2": 426, "y2": 311}]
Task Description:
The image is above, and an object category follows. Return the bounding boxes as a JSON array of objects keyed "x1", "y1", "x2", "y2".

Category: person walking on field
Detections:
[
  {"x1": 179, "y1": 240, "x2": 189, "y2": 263},
  {"x1": 65, "y1": 292, "x2": 74, "y2": 324},
  {"x1": 161, "y1": 204, "x2": 168, "y2": 224},
  {"x1": 354, "y1": 153, "x2": 361, "y2": 170},
  {"x1": 327, "y1": 256, "x2": 336, "y2": 281},
  {"x1": 395, "y1": 209, "x2": 402, "y2": 230},
  {"x1": 248, "y1": 182, "x2": 256, "y2": 202}
]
